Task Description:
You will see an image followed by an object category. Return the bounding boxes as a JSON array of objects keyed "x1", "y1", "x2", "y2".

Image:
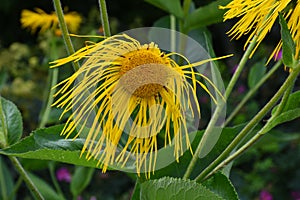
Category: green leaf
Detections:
[
  {"x1": 265, "y1": 108, "x2": 300, "y2": 133},
  {"x1": 28, "y1": 172, "x2": 64, "y2": 200},
  {"x1": 130, "y1": 181, "x2": 141, "y2": 200},
  {"x1": 0, "y1": 156, "x2": 15, "y2": 200},
  {"x1": 184, "y1": 0, "x2": 231, "y2": 31},
  {"x1": 273, "y1": 90, "x2": 300, "y2": 113},
  {"x1": 248, "y1": 60, "x2": 266, "y2": 89},
  {"x1": 0, "y1": 72, "x2": 8, "y2": 90},
  {"x1": 202, "y1": 172, "x2": 239, "y2": 200},
  {"x1": 0, "y1": 125, "x2": 100, "y2": 168},
  {"x1": 279, "y1": 13, "x2": 296, "y2": 67},
  {"x1": 152, "y1": 16, "x2": 171, "y2": 29},
  {"x1": 70, "y1": 166, "x2": 94, "y2": 197},
  {"x1": 145, "y1": 0, "x2": 183, "y2": 19},
  {"x1": 266, "y1": 91, "x2": 300, "y2": 133},
  {"x1": 140, "y1": 177, "x2": 223, "y2": 200},
  {"x1": 0, "y1": 97, "x2": 23, "y2": 146}
]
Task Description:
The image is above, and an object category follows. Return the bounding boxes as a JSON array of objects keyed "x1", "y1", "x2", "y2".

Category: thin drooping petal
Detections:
[
  {"x1": 220, "y1": 0, "x2": 296, "y2": 58},
  {"x1": 51, "y1": 34, "x2": 222, "y2": 177}
]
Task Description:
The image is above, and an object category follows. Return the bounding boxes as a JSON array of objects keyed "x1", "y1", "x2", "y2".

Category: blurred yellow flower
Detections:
[
  {"x1": 51, "y1": 34, "x2": 226, "y2": 176},
  {"x1": 21, "y1": 8, "x2": 82, "y2": 34},
  {"x1": 220, "y1": 0, "x2": 300, "y2": 60}
]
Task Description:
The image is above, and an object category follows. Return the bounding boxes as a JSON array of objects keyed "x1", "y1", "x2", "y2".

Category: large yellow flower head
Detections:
[
  {"x1": 220, "y1": 0, "x2": 300, "y2": 60},
  {"x1": 51, "y1": 32, "x2": 225, "y2": 176},
  {"x1": 21, "y1": 8, "x2": 82, "y2": 33}
]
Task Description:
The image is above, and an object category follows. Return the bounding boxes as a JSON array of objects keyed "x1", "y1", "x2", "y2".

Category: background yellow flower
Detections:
[{"x1": 21, "y1": 8, "x2": 82, "y2": 34}]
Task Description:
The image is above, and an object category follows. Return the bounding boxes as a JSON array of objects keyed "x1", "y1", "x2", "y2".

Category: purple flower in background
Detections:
[
  {"x1": 274, "y1": 50, "x2": 282, "y2": 61},
  {"x1": 260, "y1": 190, "x2": 273, "y2": 200},
  {"x1": 237, "y1": 85, "x2": 246, "y2": 94},
  {"x1": 291, "y1": 191, "x2": 300, "y2": 200},
  {"x1": 56, "y1": 167, "x2": 71, "y2": 183}
]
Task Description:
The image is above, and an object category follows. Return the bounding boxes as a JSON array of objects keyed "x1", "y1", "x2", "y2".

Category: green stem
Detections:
[
  {"x1": 272, "y1": 78, "x2": 293, "y2": 116},
  {"x1": 39, "y1": 68, "x2": 58, "y2": 128},
  {"x1": 0, "y1": 142, "x2": 43, "y2": 198},
  {"x1": 196, "y1": 63, "x2": 300, "y2": 182},
  {"x1": 225, "y1": 35, "x2": 258, "y2": 99},
  {"x1": 182, "y1": 0, "x2": 191, "y2": 17},
  {"x1": 48, "y1": 162, "x2": 66, "y2": 200},
  {"x1": 10, "y1": 177, "x2": 23, "y2": 200},
  {"x1": 0, "y1": 158, "x2": 8, "y2": 200},
  {"x1": 183, "y1": 101, "x2": 225, "y2": 179},
  {"x1": 39, "y1": 38, "x2": 59, "y2": 128},
  {"x1": 179, "y1": 0, "x2": 191, "y2": 33},
  {"x1": 98, "y1": 0, "x2": 111, "y2": 37},
  {"x1": 170, "y1": 15, "x2": 176, "y2": 53},
  {"x1": 183, "y1": 35, "x2": 258, "y2": 179},
  {"x1": 9, "y1": 157, "x2": 44, "y2": 200},
  {"x1": 225, "y1": 60, "x2": 282, "y2": 125},
  {"x1": 52, "y1": 0, "x2": 80, "y2": 71}
]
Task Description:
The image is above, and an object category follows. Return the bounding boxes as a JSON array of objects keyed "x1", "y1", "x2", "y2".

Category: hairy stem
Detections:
[
  {"x1": 98, "y1": 0, "x2": 111, "y2": 37},
  {"x1": 52, "y1": 0, "x2": 80, "y2": 71},
  {"x1": 10, "y1": 157, "x2": 44, "y2": 200}
]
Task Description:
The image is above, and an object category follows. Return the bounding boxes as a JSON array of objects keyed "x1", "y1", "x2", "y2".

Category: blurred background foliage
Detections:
[{"x1": 0, "y1": 0, "x2": 299, "y2": 199}]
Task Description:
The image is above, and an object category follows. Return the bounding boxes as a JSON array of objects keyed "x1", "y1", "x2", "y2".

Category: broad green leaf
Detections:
[
  {"x1": 0, "y1": 123, "x2": 243, "y2": 181},
  {"x1": 279, "y1": 13, "x2": 295, "y2": 67},
  {"x1": 0, "y1": 125, "x2": 100, "y2": 168},
  {"x1": 0, "y1": 97, "x2": 23, "y2": 146},
  {"x1": 202, "y1": 172, "x2": 239, "y2": 200},
  {"x1": 0, "y1": 156, "x2": 15, "y2": 200},
  {"x1": 145, "y1": 0, "x2": 183, "y2": 19},
  {"x1": 248, "y1": 60, "x2": 266, "y2": 89},
  {"x1": 140, "y1": 177, "x2": 223, "y2": 200},
  {"x1": 21, "y1": 159, "x2": 50, "y2": 171},
  {"x1": 70, "y1": 166, "x2": 94, "y2": 197},
  {"x1": 266, "y1": 91, "x2": 300, "y2": 133},
  {"x1": 184, "y1": 0, "x2": 231, "y2": 31},
  {"x1": 28, "y1": 172, "x2": 64, "y2": 200}
]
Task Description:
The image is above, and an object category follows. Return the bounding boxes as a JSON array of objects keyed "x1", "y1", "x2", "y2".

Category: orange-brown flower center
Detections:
[{"x1": 119, "y1": 47, "x2": 170, "y2": 98}]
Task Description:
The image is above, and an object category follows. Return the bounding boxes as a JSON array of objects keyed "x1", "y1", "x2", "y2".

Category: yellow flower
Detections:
[
  {"x1": 21, "y1": 8, "x2": 82, "y2": 34},
  {"x1": 220, "y1": 0, "x2": 300, "y2": 60},
  {"x1": 51, "y1": 34, "x2": 226, "y2": 176}
]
